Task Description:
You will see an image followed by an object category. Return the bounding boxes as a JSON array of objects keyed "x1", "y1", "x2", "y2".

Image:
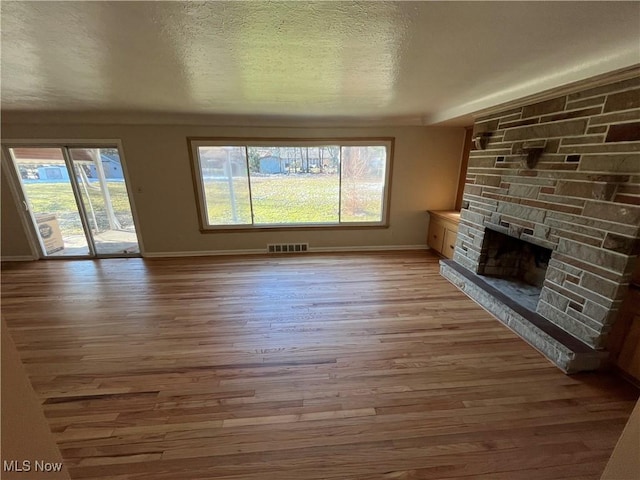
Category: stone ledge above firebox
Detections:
[{"x1": 440, "y1": 259, "x2": 607, "y2": 373}]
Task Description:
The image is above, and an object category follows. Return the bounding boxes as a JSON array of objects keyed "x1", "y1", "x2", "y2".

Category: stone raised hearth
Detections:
[
  {"x1": 440, "y1": 260, "x2": 606, "y2": 373},
  {"x1": 442, "y1": 73, "x2": 640, "y2": 373}
]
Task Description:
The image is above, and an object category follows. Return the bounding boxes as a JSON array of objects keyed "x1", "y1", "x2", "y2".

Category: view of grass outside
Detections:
[
  {"x1": 196, "y1": 143, "x2": 389, "y2": 227},
  {"x1": 203, "y1": 177, "x2": 252, "y2": 225},
  {"x1": 23, "y1": 181, "x2": 136, "y2": 236},
  {"x1": 204, "y1": 175, "x2": 341, "y2": 225}
]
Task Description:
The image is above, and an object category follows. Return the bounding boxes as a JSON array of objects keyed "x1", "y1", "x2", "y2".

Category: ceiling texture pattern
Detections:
[{"x1": 1, "y1": 1, "x2": 639, "y2": 125}]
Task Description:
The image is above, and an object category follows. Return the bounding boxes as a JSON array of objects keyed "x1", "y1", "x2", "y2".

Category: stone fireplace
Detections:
[{"x1": 441, "y1": 72, "x2": 640, "y2": 373}]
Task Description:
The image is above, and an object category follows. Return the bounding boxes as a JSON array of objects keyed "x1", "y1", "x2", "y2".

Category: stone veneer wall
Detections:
[{"x1": 456, "y1": 75, "x2": 640, "y2": 349}]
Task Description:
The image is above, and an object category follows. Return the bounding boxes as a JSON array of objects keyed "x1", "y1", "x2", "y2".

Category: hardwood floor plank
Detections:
[{"x1": 2, "y1": 251, "x2": 637, "y2": 479}]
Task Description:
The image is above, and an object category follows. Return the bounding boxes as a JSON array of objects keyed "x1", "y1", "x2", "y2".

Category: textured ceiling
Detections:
[{"x1": 1, "y1": 1, "x2": 639, "y2": 125}]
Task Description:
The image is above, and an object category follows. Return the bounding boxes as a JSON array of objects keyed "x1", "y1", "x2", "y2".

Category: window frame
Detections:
[{"x1": 188, "y1": 137, "x2": 394, "y2": 232}]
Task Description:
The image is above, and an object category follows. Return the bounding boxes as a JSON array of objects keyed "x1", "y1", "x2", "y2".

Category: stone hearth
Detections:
[
  {"x1": 442, "y1": 74, "x2": 640, "y2": 373},
  {"x1": 440, "y1": 260, "x2": 606, "y2": 373}
]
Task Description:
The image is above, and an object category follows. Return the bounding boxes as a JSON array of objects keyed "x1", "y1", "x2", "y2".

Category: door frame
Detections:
[{"x1": 1, "y1": 139, "x2": 145, "y2": 259}]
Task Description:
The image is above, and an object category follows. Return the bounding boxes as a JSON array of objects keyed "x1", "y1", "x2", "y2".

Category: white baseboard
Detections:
[
  {"x1": 143, "y1": 245, "x2": 428, "y2": 258},
  {"x1": 311, "y1": 245, "x2": 428, "y2": 253},
  {"x1": 143, "y1": 249, "x2": 266, "y2": 258},
  {"x1": 1, "y1": 255, "x2": 36, "y2": 262}
]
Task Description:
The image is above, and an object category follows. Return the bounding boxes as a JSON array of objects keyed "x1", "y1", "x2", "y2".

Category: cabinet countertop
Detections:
[{"x1": 427, "y1": 210, "x2": 461, "y2": 224}]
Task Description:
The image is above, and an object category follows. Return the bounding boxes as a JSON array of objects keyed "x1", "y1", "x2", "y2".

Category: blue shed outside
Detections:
[
  {"x1": 88, "y1": 154, "x2": 125, "y2": 179},
  {"x1": 259, "y1": 156, "x2": 282, "y2": 174},
  {"x1": 37, "y1": 166, "x2": 70, "y2": 181}
]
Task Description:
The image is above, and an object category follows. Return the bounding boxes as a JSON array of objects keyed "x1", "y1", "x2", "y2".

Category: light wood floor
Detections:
[{"x1": 2, "y1": 251, "x2": 638, "y2": 480}]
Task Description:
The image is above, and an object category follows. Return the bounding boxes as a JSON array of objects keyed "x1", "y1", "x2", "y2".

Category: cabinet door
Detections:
[
  {"x1": 427, "y1": 220, "x2": 445, "y2": 253},
  {"x1": 443, "y1": 228, "x2": 458, "y2": 259}
]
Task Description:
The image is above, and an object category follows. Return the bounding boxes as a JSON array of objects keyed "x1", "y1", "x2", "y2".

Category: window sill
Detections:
[{"x1": 200, "y1": 224, "x2": 390, "y2": 233}]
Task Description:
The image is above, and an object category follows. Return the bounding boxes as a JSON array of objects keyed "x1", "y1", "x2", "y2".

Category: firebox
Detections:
[{"x1": 477, "y1": 228, "x2": 552, "y2": 312}]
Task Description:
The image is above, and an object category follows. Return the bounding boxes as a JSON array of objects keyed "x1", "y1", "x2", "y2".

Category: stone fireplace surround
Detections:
[{"x1": 440, "y1": 72, "x2": 640, "y2": 373}]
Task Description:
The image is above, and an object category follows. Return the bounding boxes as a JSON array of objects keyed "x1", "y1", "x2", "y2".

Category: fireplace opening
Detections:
[{"x1": 478, "y1": 228, "x2": 552, "y2": 311}]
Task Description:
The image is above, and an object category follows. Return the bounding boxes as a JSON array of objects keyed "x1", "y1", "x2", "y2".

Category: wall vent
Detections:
[{"x1": 267, "y1": 243, "x2": 309, "y2": 253}]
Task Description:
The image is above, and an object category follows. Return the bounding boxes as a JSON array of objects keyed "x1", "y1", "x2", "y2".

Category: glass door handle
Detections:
[{"x1": 22, "y1": 200, "x2": 29, "y2": 211}]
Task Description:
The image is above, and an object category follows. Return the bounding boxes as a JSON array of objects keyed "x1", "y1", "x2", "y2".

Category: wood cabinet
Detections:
[
  {"x1": 427, "y1": 220, "x2": 446, "y2": 253},
  {"x1": 427, "y1": 210, "x2": 460, "y2": 259}
]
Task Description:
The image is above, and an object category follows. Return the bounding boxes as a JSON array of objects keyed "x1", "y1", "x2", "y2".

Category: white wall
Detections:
[{"x1": 1, "y1": 121, "x2": 465, "y2": 256}]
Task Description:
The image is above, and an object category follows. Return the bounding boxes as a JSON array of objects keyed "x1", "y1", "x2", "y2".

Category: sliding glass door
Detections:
[
  {"x1": 5, "y1": 145, "x2": 140, "y2": 258},
  {"x1": 67, "y1": 148, "x2": 139, "y2": 255}
]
